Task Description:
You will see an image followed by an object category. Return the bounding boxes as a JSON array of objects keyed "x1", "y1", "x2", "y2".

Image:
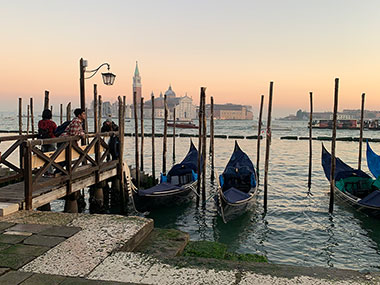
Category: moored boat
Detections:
[
  {"x1": 321, "y1": 144, "x2": 380, "y2": 218},
  {"x1": 215, "y1": 141, "x2": 257, "y2": 223},
  {"x1": 131, "y1": 140, "x2": 199, "y2": 212},
  {"x1": 168, "y1": 120, "x2": 198, "y2": 129}
]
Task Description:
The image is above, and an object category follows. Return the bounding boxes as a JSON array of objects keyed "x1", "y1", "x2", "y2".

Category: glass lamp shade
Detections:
[{"x1": 102, "y1": 72, "x2": 116, "y2": 86}]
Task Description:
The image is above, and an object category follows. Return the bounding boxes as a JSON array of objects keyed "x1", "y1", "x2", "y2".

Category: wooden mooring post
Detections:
[
  {"x1": 264, "y1": 82, "x2": 274, "y2": 213},
  {"x1": 256, "y1": 95, "x2": 264, "y2": 185},
  {"x1": 141, "y1": 97, "x2": 144, "y2": 172},
  {"x1": 308, "y1": 92, "x2": 313, "y2": 190},
  {"x1": 27, "y1": 105, "x2": 30, "y2": 135},
  {"x1": 173, "y1": 107, "x2": 176, "y2": 162},
  {"x1": 210, "y1": 96, "x2": 215, "y2": 181},
  {"x1": 98, "y1": 95, "x2": 102, "y2": 131},
  {"x1": 66, "y1": 102, "x2": 71, "y2": 121},
  {"x1": 133, "y1": 91, "x2": 140, "y2": 188},
  {"x1": 329, "y1": 78, "x2": 339, "y2": 214},
  {"x1": 358, "y1": 93, "x2": 365, "y2": 170},
  {"x1": 119, "y1": 96, "x2": 126, "y2": 212},
  {"x1": 163, "y1": 95, "x2": 168, "y2": 175},
  {"x1": 18, "y1": 98, "x2": 22, "y2": 135},
  {"x1": 151, "y1": 92, "x2": 156, "y2": 182},
  {"x1": 196, "y1": 89, "x2": 204, "y2": 206},
  {"x1": 44, "y1": 90, "x2": 49, "y2": 110},
  {"x1": 201, "y1": 88, "x2": 207, "y2": 202},
  {"x1": 60, "y1": 104, "x2": 63, "y2": 124},
  {"x1": 30, "y1": 98, "x2": 34, "y2": 135}
]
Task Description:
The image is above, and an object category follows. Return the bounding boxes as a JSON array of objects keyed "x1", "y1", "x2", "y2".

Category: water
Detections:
[{"x1": 2, "y1": 113, "x2": 380, "y2": 271}]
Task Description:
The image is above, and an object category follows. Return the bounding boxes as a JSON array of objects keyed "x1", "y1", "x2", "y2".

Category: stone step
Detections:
[
  {"x1": 133, "y1": 228, "x2": 189, "y2": 258},
  {"x1": 0, "y1": 202, "x2": 19, "y2": 217}
]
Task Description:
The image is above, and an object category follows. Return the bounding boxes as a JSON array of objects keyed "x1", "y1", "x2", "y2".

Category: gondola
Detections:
[
  {"x1": 366, "y1": 141, "x2": 380, "y2": 180},
  {"x1": 321, "y1": 144, "x2": 380, "y2": 218},
  {"x1": 215, "y1": 141, "x2": 257, "y2": 223},
  {"x1": 130, "y1": 141, "x2": 199, "y2": 212}
]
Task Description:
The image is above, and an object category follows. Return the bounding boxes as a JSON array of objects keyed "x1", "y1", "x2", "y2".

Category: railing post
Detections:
[{"x1": 23, "y1": 141, "x2": 33, "y2": 210}]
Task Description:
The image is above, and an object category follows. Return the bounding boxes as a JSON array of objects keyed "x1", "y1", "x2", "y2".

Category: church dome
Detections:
[{"x1": 164, "y1": 85, "x2": 176, "y2": 98}]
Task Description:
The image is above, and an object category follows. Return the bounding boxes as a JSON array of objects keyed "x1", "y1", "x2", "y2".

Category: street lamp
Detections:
[{"x1": 79, "y1": 58, "x2": 116, "y2": 115}]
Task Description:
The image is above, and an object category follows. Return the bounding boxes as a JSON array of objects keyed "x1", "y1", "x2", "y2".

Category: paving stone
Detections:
[
  {"x1": 6, "y1": 224, "x2": 52, "y2": 234},
  {"x1": 0, "y1": 270, "x2": 33, "y2": 284},
  {"x1": 39, "y1": 226, "x2": 81, "y2": 238},
  {"x1": 0, "y1": 233, "x2": 27, "y2": 244},
  {"x1": 23, "y1": 235, "x2": 66, "y2": 247},
  {"x1": 2, "y1": 244, "x2": 50, "y2": 256},
  {"x1": 0, "y1": 243, "x2": 11, "y2": 252},
  {"x1": 0, "y1": 222, "x2": 15, "y2": 231},
  {"x1": 0, "y1": 253, "x2": 35, "y2": 269},
  {"x1": 0, "y1": 267, "x2": 10, "y2": 276},
  {"x1": 4, "y1": 231, "x2": 33, "y2": 236},
  {"x1": 20, "y1": 273, "x2": 66, "y2": 285},
  {"x1": 61, "y1": 277, "x2": 132, "y2": 284}
]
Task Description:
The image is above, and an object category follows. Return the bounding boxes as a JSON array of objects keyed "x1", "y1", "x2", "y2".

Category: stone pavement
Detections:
[{"x1": 0, "y1": 211, "x2": 379, "y2": 285}]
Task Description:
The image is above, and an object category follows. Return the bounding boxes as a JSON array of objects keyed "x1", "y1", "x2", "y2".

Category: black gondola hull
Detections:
[
  {"x1": 215, "y1": 187, "x2": 257, "y2": 223},
  {"x1": 132, "y1": 181, "x2": 196, "y2": 212},
  {"x1": 334, "y1": 186, "x2": 380, "y2": 218}
]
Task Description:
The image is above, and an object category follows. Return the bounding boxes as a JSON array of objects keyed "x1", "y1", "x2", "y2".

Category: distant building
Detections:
[
  {"x1": 205, "y1": 103, "x2": 253, "y2": 120},
  {"x1": 144, "y1": 86, "x2": 196, "y2": 120},
  {"x1": 133, "y1": 61, "x2": 142, "y2": 105}
]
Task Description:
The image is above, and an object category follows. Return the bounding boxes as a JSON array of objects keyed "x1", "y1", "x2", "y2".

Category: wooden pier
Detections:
[{"x1": 0, "y1": 132, "x2": 122, "y2": 216}]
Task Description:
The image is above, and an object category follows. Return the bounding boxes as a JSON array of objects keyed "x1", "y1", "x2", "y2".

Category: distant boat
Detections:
[
  {"x1": 168, "y1": 120, "x2": 198, "y2": 129},
  {"x1": 130, "y1": 140, "x2": 199, "y2": 212},
  {"x1": 321, "y1": 144, "x2": 380, "y2": 218},
  {"x1": 215, "y1": 141, "x2": 258, "y2": 223}
]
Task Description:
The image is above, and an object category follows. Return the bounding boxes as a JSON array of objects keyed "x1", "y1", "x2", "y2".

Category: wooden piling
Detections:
[
  {"x1": 358, "y1": 93, "x2": 365, "y2": 170},
  {"x1": 196, "y1": 89, "x2": 204, "y2": 205},
  {"x1": 44, "y1": 90, "x2": 49, "y2": 110},
  {"x1": 173, "y1": 107, "x2": 176, "y2": 162},
  {"x1": 18, "y1": 98, "x2": 22, "y2": 135},
  {"x1": 201, "y1": 88, "x2": 207, "y2": 202},
  {"x1": 93, "y1": 84, "x2": 98, "y2": 133},
  {"x1": 329, "y1": 78, "x2": 339, "y2": 214},
  {"x1": 27, "y1": 105, "x2": 30, "y2": 135},
  {"x1": 85, "y1": 108, "x2": 88, "y2": 136},
  {"x1": 66, "y1": 102, "x2": 71, "y2": 121},
  {"x1": 163, "y1": 95, "x2": 168, "y2": 175},
  {"x1": 256, "y1": 95, "x2": 264, "y2": 185},
  {"x1": 140, "y1": 97, "x2": 144, "y2": 172},
  {"x1": 60, "y1": 104, "x2": 63, "y2": 124},
  {"x1": 51, "y1": 105, "x2": 53, "y2": 113},
  {"x1": 133, "y1": 91, "x2": 140, "y2": 187},
  {"x1": 98, "y1": 95, "x2": 102, "y2": 130},
  {"x1": 30, "y1": 98, "x2": 35, "y2": 135},
  {"x1": 210, "y1": 96, "x2": 215, "y2": 181},
  {"x1": 151, "y1": 93, "x2": 156, "y2": 182},
  {"x1": 308, "y1": 92, "x2": 313, "y2": 190},
  {"x1": 119, "y1": 96, "x2": 126, "y2": 211},
  {"x1": 264, "y1": 82, "x2": 274, "y2": 213}
]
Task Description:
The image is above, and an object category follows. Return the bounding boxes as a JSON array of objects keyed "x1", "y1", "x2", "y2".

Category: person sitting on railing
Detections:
[
  {"x1": 61, "y1": 108, "x2": 86, "y2": 138},
  {"x1": 38, "y1": 109, "x2": 57, "y2": 177}
]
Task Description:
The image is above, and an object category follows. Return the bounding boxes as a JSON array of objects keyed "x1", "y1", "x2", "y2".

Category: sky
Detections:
[{"x1": 1, "y1": 0, "x2": 379, "y2": 117}]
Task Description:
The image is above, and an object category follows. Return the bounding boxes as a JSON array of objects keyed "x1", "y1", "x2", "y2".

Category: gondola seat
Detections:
[{"x1": 223, "y1": 187, "x2": 251, "y2": 204}]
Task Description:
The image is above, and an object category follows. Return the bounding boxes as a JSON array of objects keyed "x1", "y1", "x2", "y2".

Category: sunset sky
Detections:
[{"x1": 1, "y1": 0, "x2": 379, "y2": 117}]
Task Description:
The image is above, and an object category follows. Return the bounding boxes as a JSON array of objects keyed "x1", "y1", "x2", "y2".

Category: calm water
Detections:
[{"x1": 2, "y1": 113, "x2": 380, "y2": 271}]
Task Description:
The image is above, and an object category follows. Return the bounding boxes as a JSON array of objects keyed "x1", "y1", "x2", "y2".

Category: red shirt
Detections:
[{"x1": 38, "y1": 119, "x2": 57, "y2": 138}]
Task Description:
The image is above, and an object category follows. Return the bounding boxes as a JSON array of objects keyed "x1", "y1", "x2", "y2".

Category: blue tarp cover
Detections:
[
  {"x1": 138, "y1": 182, "x2": 182, "y2": 196},
  {"x1": 358, "y1": 190, "x2": 380, "y2": 207},
  {"x1": 321, "y1": 144, "x2": 370, "y2": 181},
  {"x1": 223, "y1": 187, "x2": 251, "y2": 204},
  {"x1": 168, "y1": 141, "x2": 199, "y2": 177},
  {"x1": 222, "y1": 141, "x2": 256, "y2": 188},
  {"x1": 367, "y1": 141, "x2": 380, "y2": 178}
]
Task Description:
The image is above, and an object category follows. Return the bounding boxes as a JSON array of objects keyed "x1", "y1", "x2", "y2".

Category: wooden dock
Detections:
[{"x1": 0, "y1": 132, "x2": 123, "y2": 216}]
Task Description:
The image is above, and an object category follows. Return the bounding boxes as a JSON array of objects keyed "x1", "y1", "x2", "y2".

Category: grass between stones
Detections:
[{"x1": 183, "y1": 240, "x2": 267, "y2": 263}]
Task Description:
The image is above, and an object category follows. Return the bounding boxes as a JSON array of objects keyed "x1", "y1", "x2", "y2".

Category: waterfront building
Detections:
[{"x1": 205, "y1": 103, "x2": 253, "y2": 120}]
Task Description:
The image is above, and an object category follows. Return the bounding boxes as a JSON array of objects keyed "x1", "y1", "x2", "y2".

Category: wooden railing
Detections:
[
  {"x1": 0, "y1": 134, "x2": 37, "y2": 184},
  {"x1": 22, "y1": 131, "x2": 119, "y2": 209}
]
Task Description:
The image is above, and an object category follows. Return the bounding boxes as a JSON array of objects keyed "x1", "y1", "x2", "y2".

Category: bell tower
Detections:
[{"x1": 133, "y1": 61, "x2": 142, "y2": 105}]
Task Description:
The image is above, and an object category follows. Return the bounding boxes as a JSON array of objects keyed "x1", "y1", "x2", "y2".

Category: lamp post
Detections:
[{"x1": 79, "y1": 58, "x2": 116, "y2": 128}]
